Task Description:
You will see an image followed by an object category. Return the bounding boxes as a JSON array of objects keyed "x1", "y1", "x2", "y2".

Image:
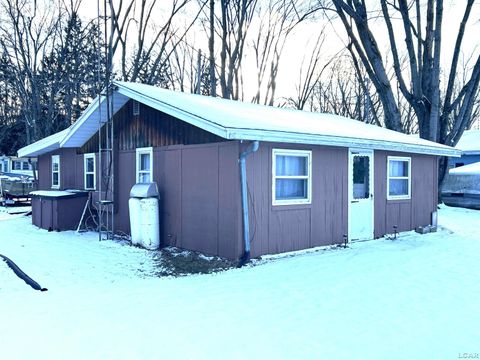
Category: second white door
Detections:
[{"x1": 348, "y1": 149, "x2": 374, "y2": 241}]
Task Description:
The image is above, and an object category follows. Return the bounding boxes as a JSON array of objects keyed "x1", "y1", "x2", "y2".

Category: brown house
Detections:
[{"x1": 18, "y1": 82, "x2": 459, "y2": 261}]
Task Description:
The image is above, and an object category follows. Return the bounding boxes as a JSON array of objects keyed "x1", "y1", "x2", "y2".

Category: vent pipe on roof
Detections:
[{"x1": 238, "y1": 141, "x2": 259, "y2": 267}]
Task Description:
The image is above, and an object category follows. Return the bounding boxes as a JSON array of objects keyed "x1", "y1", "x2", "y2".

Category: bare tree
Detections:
[
  {"x1": 251, "y1": 0, "x2": 302, "y2": 105},
  {"x1": 329, "y1": 0, "x2": 480, "y2": 148},
  {"x1": 108, "y1": 0, "x2": 207, "y2": 85},
  {"x1": 303, "y1": 55, "x2": 381, "y2": 124},
  {"x1": 0, "y1": 0, "x2": 62, "y2": 143},
  {"x1": 215, "y1": 0, "x2": 258, "y2": 99},
  {"x1": 0, "y1": 0, "x2": 104, "y2": 151},
  {"x1": 287, "y1": 28, "x2": 330, "y2": 110},
  {"x1": 208, "y1": 0, "x2": 217, "y2": 96}
]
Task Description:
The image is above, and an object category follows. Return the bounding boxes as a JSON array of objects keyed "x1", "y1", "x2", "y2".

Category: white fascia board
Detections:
[
  {"x1": 60, "y1": 93, "x2": 130, "y2": 148},
  {"x1": 17, "y1": 129, "x2": 69, "y2": 158},
  {"x1": 226, "y1": 129, "x2": 461, "y2": 157},
  {"x1": 115, "y1": 84, "x2": 229, "y2": 139},
  {"x1": 18, "y1": 143, "x2": 59, "y2": 158},
  {"x1": 60, "y1": 95, "x2": 104, "y2": 148}
]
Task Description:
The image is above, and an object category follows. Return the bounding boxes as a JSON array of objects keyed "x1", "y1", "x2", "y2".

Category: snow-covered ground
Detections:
[{"x1": 1, "y1": 205, "x2": 479, "y2": 359}]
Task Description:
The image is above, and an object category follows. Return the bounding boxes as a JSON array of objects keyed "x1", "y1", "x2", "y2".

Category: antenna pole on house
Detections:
[
  {"x1": 197, "y1": 49, "x2": 202, "y2": 95},
  {"x1": 96, "y1": 0, "x2": 115, "y2": 241},
  {"x1": 364, "y1": 77, "x2": 371, "y2": 124},
  {"x1": 96, "y1": 0, "x2": 102, "y2": 242}
]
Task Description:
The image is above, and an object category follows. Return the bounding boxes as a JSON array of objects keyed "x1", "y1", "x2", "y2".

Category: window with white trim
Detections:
[
  {"x1": 387, "y1": 156, "x2": 411, "y2": 200},
  {"x1": 13, "y1": 161, "x2": 21, "y2": 170},
  {"x1": 84, "y1": 153, "x2": 96, "y2": 190},
  {"x1": 272, "y1": 149, "x2": 312, "y2": 205},
  {"x1": 22, "y1": 161, "x2": 30, "y2": 170},
  {"x1": 136, "y1": 147, "x2": 153, "y2": 183},
  {"x1": 52, "y1": 155, "x2": 60, "y2": 189}
]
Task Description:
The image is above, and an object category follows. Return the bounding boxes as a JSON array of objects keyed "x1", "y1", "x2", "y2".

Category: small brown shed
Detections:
[{"x1": 18, "y1": 82, "x2": 460, "y2": 260}]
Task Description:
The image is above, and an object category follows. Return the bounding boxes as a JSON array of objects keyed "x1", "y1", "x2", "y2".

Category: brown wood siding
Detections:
[
  {"x1": 112, "y1": 141, "x2": 242, "y2": 259},
  {"x1": 218, "y1": 143, "x2": 244, "y2": 259},
  {"x1": 34, "y1": 102, "x2": 439, "y2": 260},
  {"x1": 32, "y1": 197, "x2": 41, "y2": 226},
  {"x1": 41, "y1": 199, "x2": 53, "y2": 229},
  {"x1": 80, "y1": 101, "x2": 224, "y2": 153},
  {"x1": 114, "y1": 150, "x2": 136, "y2": 233},
  {"x1": 374, "y1": 151, "x2": 438, "y2": 237},
  {"x1": 37, "y1": 154, "x2": 50, "y2": 189},
  {"x1": 32, "y1": 194, "x2": 89, "y2": 231},
  {"x1": 246, "y1": 142, "x2": 348, "y2": 258},
  {"x1": 37, "y1": 149, "x2": 79, "y2": 190},
  {"x1": 155, "y1": 149, "x2": 182, "y2": 247},
  {"x1": 181, "y1": 146, "x2": 220, "y2": 255}
]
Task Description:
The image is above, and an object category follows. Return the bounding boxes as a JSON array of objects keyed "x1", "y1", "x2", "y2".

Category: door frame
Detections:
[{"x1": 347, "y1": 148, "x2": 374, "y2": 241}]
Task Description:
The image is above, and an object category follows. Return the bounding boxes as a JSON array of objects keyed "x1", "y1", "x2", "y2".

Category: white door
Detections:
[{"x1": 348, "y1": 149, "x2": 374, "y2": 241}]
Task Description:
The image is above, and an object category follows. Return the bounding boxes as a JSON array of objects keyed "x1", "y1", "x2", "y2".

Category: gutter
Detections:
[{"x1": 238, "y1": 141, "x2": 259, "y2": 267}]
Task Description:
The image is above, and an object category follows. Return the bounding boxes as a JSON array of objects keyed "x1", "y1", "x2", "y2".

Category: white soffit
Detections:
[
  {"x1": 17, "y1": 128, "x2": 70, "y2": 158},
  {"x1": 60, "y1": 93, "x2": 130, "y2": 148}
]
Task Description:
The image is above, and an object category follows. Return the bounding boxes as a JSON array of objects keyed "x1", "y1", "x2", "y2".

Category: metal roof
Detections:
[{"x1": 18, "y1": 81, "x2": 461, "y2": 157}]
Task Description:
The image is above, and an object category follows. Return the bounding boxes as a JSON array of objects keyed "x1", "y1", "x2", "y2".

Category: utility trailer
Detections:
[
  {"x1": 0, "y1": 176, "x2": 37, "y2": 206},
  {"x1": 442, "y1": 168, "x2": 480, "y2": 210}
]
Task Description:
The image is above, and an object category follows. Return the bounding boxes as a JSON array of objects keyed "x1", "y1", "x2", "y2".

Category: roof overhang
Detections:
[
  {"x1": 17, "y1": 81, "x2": 462, "y2": 158},
  {"x1": 224, "y1": 128, "x2": 460, "y2": 157},
  {"x1": 115, "y1": 82, "x2": 460, "y2": 157},
  {"x1": 60, "y1": 92, "x2": 130, "y2": 148},
  {"x1": 17, "y1": 129, "x2": 70, "y2": 158}
]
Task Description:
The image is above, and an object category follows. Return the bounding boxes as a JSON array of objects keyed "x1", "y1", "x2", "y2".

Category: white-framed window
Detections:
[
  {"x1": 136, "y1": 147, "x2": 153, "y2": 183},
  {"x1": 13, "y1": 161, "x2": 21, "y2": 170},
  {"x1": 272, "y1": 148, "x2": 312, "y2": 206},
  {"x1": 84, "y1": 153, "x2": 96, "y2": 190},
  {"x1": 51, "y1": 155, "x2": 60, "y2": 189},
  {"x1": 387, "y1": 156, "x2": 411, "y2": 200},
  {"x1": 22, "y1": 161, "x2": 30, "y2": 170}
]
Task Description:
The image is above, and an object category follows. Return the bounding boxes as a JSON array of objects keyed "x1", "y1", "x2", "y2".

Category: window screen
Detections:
[
  {"x1": 353, "y1": 156, "x2": 370, "y2": 199},
  {"x1": 273, "y1": 149, "x2": 311, "y2": 205},
  {"x1": 136, "y1": 148, "x2": 153, "y2": 183},
  {"x1": 388, "y1": 157, "x2": 411, "y2": 199},
  {"x1": 52, "y1": 155, "x2": 60, "y2": 188},
  {"x1": 84, "y1": 154, "x2": 96, "y2": 190}
]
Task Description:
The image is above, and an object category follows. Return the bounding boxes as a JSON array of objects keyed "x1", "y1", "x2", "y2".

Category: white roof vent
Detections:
[{"x1": 133, "y1": 100, "x2": 140, "y2": 116}]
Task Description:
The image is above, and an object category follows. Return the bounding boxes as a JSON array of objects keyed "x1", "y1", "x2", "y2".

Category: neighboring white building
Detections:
[
  {"x1": 0, "y1": 155, "x2": 37, "y2": 176},
  {"x1": 450, "y1": 130, "x2": 480, "y2": 168},
  {"x1": 0, "y1": 155, "x2": 8, "y2": 173}
]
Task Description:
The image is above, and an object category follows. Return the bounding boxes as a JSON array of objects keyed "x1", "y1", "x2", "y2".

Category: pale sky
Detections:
[{"x1": 77, "y1": 0, "x2": 480, "y2": 129}]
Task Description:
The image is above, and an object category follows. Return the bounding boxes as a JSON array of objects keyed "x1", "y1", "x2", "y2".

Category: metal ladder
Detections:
[{"x1": 98, "y1": 85, "x2": 115, "y2": 241}]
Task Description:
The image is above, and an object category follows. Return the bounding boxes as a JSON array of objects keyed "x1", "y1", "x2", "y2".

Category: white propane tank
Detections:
[
  {"x1": 139, "y1": 197, "x2": 160, "y2": 250},
  {"x1": 128, "y1": 197, "x2": 142, "y2": 245}
]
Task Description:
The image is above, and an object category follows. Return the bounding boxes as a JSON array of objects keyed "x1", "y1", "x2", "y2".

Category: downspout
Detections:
[{"x1": 238, "y1": 140, "x2": 259, "y2": 266}]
